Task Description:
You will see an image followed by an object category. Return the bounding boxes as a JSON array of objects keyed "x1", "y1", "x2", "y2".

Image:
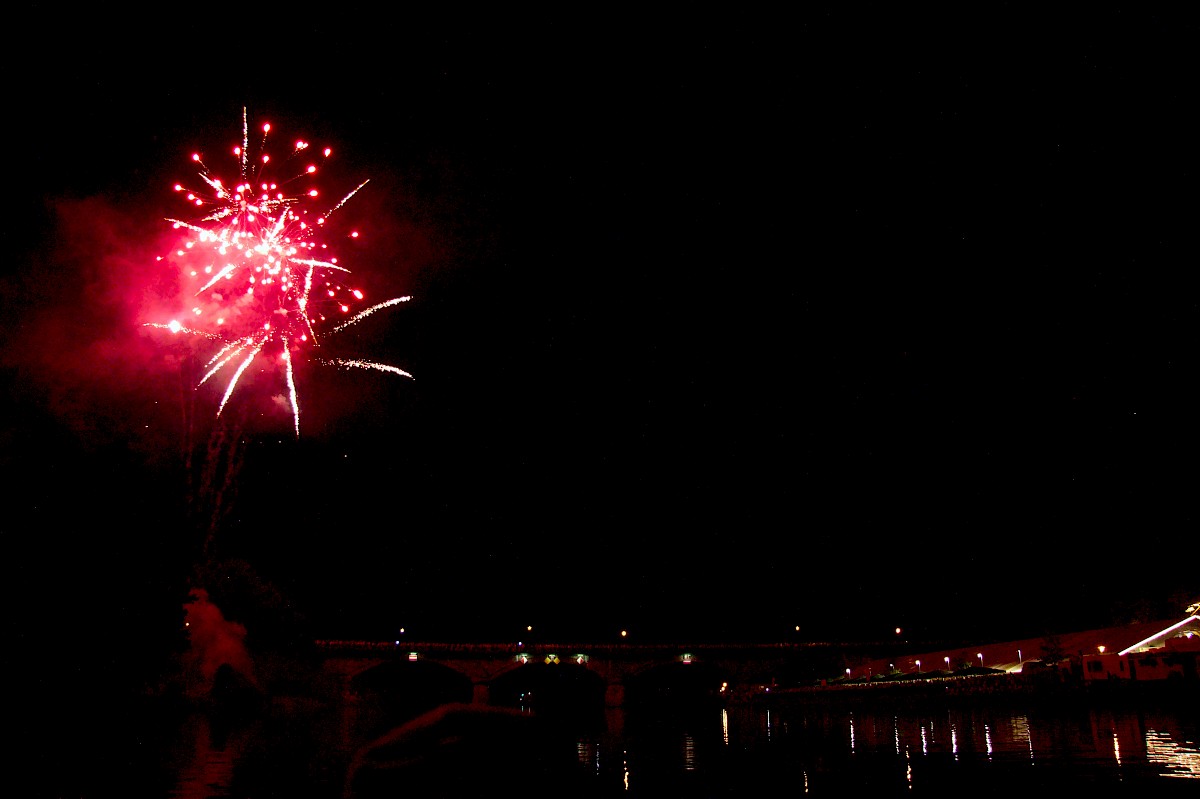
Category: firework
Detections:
[{"x1": 145, "y1": 108, "x2": 412, "y2": 437}]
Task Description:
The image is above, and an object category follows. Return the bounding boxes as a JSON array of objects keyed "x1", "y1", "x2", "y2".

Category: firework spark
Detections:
[{"x1": 145, "y1": 108, "x2": 412, "y2": 436}]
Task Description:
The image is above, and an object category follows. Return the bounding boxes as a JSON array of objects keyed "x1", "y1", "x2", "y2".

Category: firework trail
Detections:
[{"x1": 145, "y1": 108, "x2": 413, "y2": 437}]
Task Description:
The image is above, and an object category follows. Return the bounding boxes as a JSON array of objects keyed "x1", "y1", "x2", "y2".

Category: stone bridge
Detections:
[{"x1": 316, "y1": 639, "x2": 863, "y2": 706}]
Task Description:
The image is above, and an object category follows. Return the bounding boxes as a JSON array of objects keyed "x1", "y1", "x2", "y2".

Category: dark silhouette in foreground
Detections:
[{"x1": 343, "y1": 702, "x2": 598, "y2": 798}]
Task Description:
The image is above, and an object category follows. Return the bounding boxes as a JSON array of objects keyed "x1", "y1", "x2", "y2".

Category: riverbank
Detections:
[{"x1": 753, "y1": 670, "x2": 1200, "y2": 711}]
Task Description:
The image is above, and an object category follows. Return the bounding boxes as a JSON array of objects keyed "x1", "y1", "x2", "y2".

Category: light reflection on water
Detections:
[
  {"x1": 1145, "y1": 725, "x2": 1200, "y2": 778},
  {"x1": 166, "y1": 713, "x2": 240, "y2": 799},
  {"x1": 149, "y1": 696, "x2": 1200, "y2": 797}
]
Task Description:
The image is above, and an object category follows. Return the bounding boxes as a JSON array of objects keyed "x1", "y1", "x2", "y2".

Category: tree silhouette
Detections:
[{"x1": 1040, "y1": 633, "x2": 1067, "y2": 666}]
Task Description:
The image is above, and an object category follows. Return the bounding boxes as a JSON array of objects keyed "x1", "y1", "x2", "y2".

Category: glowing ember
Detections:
[{"x1": 145, "y1": 107, "x2": 412, "y2": 436}]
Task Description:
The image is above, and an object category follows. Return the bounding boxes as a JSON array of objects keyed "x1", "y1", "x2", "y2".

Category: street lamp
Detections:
[
  {"x1": 916, "y1": 660, "x2": 921, "y2": 673},
  {"x1": 977, "y1": 653, "x2": 984, "y2": 668},
  {"x1": 944, "y1": 656, "x2": 950, "y2": 670},
  {"x1": 1018, "y1": 649, "x2": 1022, "y2": 665}
]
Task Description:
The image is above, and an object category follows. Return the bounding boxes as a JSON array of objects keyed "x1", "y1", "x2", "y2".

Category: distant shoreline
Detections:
[{"x1": 752, "y1": 671, "x2": 1200, "y2": 708}]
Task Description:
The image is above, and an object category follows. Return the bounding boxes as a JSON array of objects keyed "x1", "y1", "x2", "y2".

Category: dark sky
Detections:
[{"x1": 3, "y1": 8, "x2": 1197, "y2": 652}]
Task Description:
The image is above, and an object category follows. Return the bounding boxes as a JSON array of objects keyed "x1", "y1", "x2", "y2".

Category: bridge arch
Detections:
[
  {"x1": 488, "y1": 660, "x2": 607, "y2": 714},
  {"x1": 349, "y1": 658, "x2": 474, "y2": 717},
  {"x1": 623, "y1": 659, "x2": 734, "y2": 705}
]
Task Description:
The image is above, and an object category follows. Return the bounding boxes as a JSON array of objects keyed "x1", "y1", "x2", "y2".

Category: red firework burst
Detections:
[{"x1": 145, "y1": 108, "x2": 412, "y2": 436}]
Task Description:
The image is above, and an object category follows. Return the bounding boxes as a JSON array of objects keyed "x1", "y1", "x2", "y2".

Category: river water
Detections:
[{"x1": 27, "y1": 685, "x2": 1200, "y2": 797}]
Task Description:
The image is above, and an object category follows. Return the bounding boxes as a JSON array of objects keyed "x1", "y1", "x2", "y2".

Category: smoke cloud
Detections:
[{"x1": 181, "y1": 587, "x2": 258, "y2": 699}]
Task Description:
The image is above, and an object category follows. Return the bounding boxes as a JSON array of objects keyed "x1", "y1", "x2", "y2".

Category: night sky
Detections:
[{"x1": 3, "y1": 8, "x2": 1197, "y2": 666}]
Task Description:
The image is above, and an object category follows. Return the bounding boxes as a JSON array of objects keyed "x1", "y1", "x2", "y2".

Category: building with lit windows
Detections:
[{"x1": 1081, "y1": 614, "x2": 1200, "y2": 683}]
